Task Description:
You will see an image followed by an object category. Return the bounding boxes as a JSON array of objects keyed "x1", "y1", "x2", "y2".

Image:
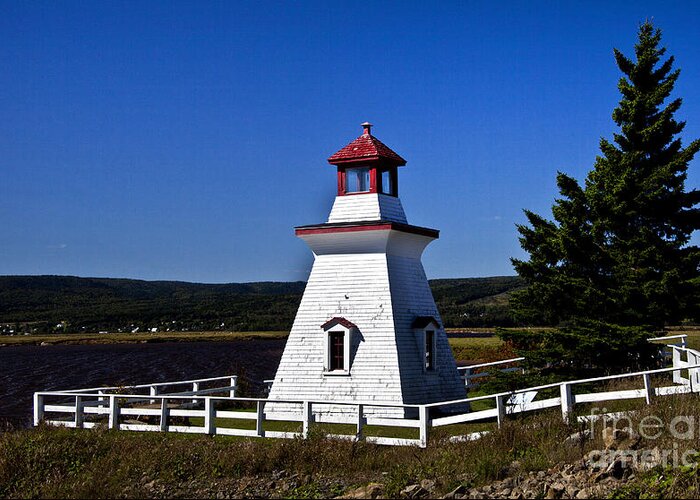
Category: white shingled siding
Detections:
[
  {"x1": 267, "y1": 228, "x2": 466, "y2": 418},
  {"x1": 387, "y1": 254, "x2": 467, "y2": 404},
  {"x1": 267, "y1": 252, "x2": 406, "y2": 417},
  {"x1": 327, "y1": 193, "x2": 407, "y2": 223}
]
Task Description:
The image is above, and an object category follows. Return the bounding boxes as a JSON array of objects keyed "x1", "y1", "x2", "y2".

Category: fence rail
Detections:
[
  {"x1": 457, "y1": 357, "x2": 525, "y2": 389},
  {"x1": 647, "y1": 334, "x2": 687, "y2": 348},
  {"x1": 33, "y1": 336, "x2": 700, "y2": 448}
]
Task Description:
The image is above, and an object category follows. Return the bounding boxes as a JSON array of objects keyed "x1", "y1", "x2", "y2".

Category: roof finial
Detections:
[{"x1": 361, "y1": 122, "x2": 373, "y2": 135}]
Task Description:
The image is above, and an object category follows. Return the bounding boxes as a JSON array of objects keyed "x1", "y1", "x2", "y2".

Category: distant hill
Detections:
[
  {"x1": 0, "y1": 275, "x2": 525, "y2": 333},
  {"x1": 430, "y1": 276, "x2": 526, "y2": 327}
]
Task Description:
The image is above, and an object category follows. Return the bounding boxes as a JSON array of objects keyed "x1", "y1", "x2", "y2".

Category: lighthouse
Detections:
[{"x1": 267, "y1": 123, "x2": 466, "y2": 417}]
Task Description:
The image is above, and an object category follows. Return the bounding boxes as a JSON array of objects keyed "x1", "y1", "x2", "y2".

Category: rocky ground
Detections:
[
  {"x1": 116, "y1": 425, "x2": 663, "y2": 499},
  {"x1": 121, "y1": 472, "x2": 349, "y2": 499},
  {"x1": 340, "y1": 426, "x2": 662, "y2": 499}
]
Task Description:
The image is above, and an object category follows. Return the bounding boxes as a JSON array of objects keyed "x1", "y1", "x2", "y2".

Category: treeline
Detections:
[
  {"x1": 0, "y1": 275, "x2": 524, "y2": 333},
  {"x1": 430, "y1": 276, "x2": 525, "y2": 327}
]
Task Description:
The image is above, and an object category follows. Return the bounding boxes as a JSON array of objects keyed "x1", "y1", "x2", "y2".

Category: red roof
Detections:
[
  {"x1": 328, "y1": 123, "x2": 406, "y2": 166},
  {"x1": 321, "y1": 317, "x2": 357, "y2": 330}
]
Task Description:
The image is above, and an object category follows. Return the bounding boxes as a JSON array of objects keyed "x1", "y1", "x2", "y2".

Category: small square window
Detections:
[{"x1": 346, "y1": 167, "x2": 370, "y2": 193}]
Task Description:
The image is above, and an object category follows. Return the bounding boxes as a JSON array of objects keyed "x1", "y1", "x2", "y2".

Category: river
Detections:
[{"x1": 0, "y1": 339, "x2": 286, "y2": 424}]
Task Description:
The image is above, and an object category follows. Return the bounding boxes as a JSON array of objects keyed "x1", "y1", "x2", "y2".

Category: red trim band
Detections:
[
  {"x1": 328, "y1": 156, "x2": 406, "y2": 167},
  {"x1": 295, "y1": 222, "x2": 439, "y2": 238}
]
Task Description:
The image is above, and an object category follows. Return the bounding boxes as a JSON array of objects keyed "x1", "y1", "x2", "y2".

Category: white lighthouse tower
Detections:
[{"x1": 268, "y1": 123, "x2": 465, "y2": 416}]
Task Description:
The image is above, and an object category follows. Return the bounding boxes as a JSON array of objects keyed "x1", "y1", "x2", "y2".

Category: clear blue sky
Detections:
[{"x1": 2, "y1": 1, "x2": 699, "y2": 283}]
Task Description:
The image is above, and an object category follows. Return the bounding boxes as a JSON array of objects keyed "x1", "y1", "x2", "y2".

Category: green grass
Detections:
[
  {"x1": 0, "y1": 409, "x2": 581, "y2": 498},
  {"x1": 445, "y1": 326, "x2": 700, "y2": 364},
  {"x1": 666, "y1": 326, "x2": 700, "y2": 350},
  {"x1": 447, "y1": 335, "x2": 512, "y2": 363}
]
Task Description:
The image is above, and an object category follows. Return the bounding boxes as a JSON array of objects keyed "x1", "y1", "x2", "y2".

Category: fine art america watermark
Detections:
[{"x1": 586, "y1": 407, "x2": 699, "y2": 469}]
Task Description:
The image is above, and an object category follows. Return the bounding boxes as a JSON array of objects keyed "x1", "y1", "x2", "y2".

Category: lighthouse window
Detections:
[
  {"x1": 321, "y1": 319, "x2": 354, "y2": 375},
  {"x1": 380, "y1": 169, "x2": 394, "y2": 195},
  {"x1": 345, "y1": 167, "x2": 370, "y2": 193},
  {"x1": 329, "y1": 331, "x2": 345, "y2": 371},
  {"x1": 425, "y1": 330, "x2": 435, "y2": 371}
]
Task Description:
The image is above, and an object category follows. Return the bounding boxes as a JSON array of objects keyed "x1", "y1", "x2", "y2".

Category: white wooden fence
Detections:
[
  {"x1": 458, "y1": 357, "x2": 525, "y2": 389},
  {"x1": 33, "y1": 335, "x2": 700, "y2": 448},
  {"x1": 35, "y1": 391, "x2": 428, "y2": 447}
]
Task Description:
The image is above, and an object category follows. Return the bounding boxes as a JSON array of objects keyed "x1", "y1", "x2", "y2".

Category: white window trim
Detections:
[
  {"x1": 424, "y1": 329, "x2": 437, "y2": 372},
  {"x1": 323, "y1": 324, "x2": 352, "y2": 375},
  {"x1": 414, "y1": 324, "x2": 439, "y2": 373}
]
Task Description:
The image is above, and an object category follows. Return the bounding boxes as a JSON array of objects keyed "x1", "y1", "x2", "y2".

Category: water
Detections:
[{"x1": 0, "y1": 339, "x2": 286, "y2": 424}]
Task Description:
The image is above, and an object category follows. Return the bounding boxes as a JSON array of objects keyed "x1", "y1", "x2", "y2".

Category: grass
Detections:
[
  {"x1": 448, "y1": 336, "x2": 512, "y2": 363},
  {"x1": 666, "y1": 326, "x2": 700, "y2": 350},
  {"x1": 446, "y1": 325, "x2": 700, "y2": 364},
  {"x1": 3, "y1": 325, "x2": 697, "y2": 350},
  {"x1": 0, "y1": 409, "x2": 583, "y2": 498}
]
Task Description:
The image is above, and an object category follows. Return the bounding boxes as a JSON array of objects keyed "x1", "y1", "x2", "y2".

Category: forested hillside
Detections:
[{"x1": 0, "y1": 275, "x2": 524, "y2": 333}]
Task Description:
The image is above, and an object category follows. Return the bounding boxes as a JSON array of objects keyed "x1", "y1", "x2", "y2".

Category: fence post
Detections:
[
  {"x1": 463, "y1": 368, "x2": 472, "y2": 412},
  {"x1": 192, "y1": 382, "x2": 200, "y2": 405},
  {"x1": 202, "y1": 398, "x2": 215, "y2": 435},
  {"x1": 356, "y1": 404, "x2": 365, "y2": 441},
  {"x1": 256, "y1": 400, "x2": 266, "y2": 437},
  {"x1": 302, "y1": 401, "x2": 313, "y2": 439},
  {"x1": 496, "y1": 395, "x2": 506, "y2": 428},
  {"x1": 672, "y1": 348, "x2": 683, "y2": 384},
  {"x1": 560, "y1": 383, "x2": 573, "y2": 422},
  {"x1": 463, "y1": 368, "x2": 472, "y2": 389},
  {"x1": 33, "y1": 393, "x2": 44, "y2": 426},
  {"x1": 74, "y1": 395, "x2": 84, "y2": 429},
  {"x1": 419, "y1": 406, "x2": 429, "y2": 448},
  {"x1": 98, "y1": 390, "x2": 106, "y2": 405},
  {"x1": 204, "y1": 398, "x2": 216, "y2": 435},
  {"x1": 230, "y1": 377, "x2": 237, "y2": 398},
  {"x1": 643, "y1": 373, "x2": 654, "y2": 404},
  {"x1": 690, "y1": 352, "x2": 700, "y2": 393},
  {"x1": 160, "y1": 398, "x2": 169, "y2": 432},
  {"x1": 109, "y1": 395, "x2": 120, "y2": 430},
  {"x1": 150, "y1": 385, "x2": 159, "y2": 405}
]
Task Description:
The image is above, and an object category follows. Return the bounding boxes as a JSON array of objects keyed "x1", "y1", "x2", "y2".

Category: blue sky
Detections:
[{"x1": 2, "y1": 1, "x2": 699, "y2": 283}]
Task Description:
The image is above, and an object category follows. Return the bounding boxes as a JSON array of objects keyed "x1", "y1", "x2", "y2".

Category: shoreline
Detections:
[
  {"x1": 0, "y1": 330, "x2": 289, "y2": 348},
  {"x1": 0, "y1": 329, "x2": 500, "y2": 348}
]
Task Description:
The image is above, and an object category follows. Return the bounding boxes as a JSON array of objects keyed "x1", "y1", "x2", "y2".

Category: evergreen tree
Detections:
[{"x1": 506, "y1": 22, "x2": 700, "y2": 374}]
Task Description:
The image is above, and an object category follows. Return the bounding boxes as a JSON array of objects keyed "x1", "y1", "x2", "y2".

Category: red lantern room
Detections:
[{"x1": 327, "y1": 122, "x2": 406, "y2": 197}]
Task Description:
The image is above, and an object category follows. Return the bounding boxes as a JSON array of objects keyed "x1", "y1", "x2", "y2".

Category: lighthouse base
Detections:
[{"x1": 266, "y1": 245, "x2": 466, "y2": 419}]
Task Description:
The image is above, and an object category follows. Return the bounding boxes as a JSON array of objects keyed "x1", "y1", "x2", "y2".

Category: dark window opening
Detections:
[
  {"x1": 425, "y1": 330, "x2": 435, "y2": 370},
  {"x1": 330, "y1": 331, "x2": 345, "y2": 371}
]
